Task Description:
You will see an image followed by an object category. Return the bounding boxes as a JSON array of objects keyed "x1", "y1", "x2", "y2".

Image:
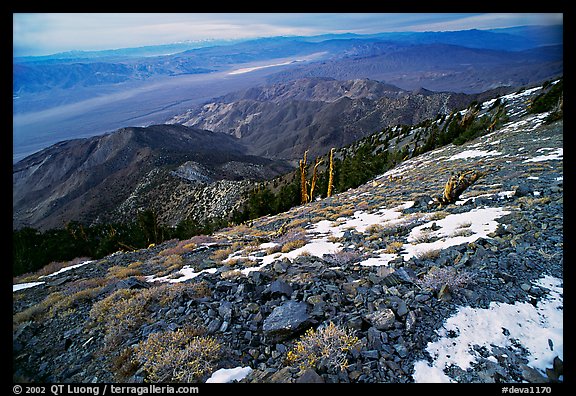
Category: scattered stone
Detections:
[
  {"x1": 262, "y1": 301, "x2": 311, "y2": 340},
  {"x1": 266, "y1": 280, "x2": 293, "y2": 298},
  {"x1": 296, "y1": 368, "x2": 324, "y2": 383},
  {"x1": 363, "y1": 309, "x2": 396, "y2": 331}
]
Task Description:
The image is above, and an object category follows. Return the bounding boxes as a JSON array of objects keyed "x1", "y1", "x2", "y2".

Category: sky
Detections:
[{"x1": 13, "y1": 13, "x2": 563, "y2": 57}]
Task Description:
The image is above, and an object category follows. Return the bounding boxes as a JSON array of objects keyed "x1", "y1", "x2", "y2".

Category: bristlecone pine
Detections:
[{"x1": 438, "y1": 169, "x2": 486, "y2": 205}]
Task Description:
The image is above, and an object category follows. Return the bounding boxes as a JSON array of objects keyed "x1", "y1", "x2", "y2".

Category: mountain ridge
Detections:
[
  {"x1": 166, "y1": 77, "x2": 510, "y2": 160},
  {"x1": 13, "y1": 124, "x2": 292, "y2": 231}
]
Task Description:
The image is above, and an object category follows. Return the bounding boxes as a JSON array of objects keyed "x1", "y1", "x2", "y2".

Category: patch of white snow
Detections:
[
  {"x1": 402, "y1": 207, "x2": 510, "y2": 261},
  {"x1": 13, "y1": 282, "x2": 45, "y2": 292},
  {"x1": 412, "y1": 275, "x2": 562, "y2": 383},
  {"x1": 206, "y1": 366, "x2": 253, "y2": 383}
]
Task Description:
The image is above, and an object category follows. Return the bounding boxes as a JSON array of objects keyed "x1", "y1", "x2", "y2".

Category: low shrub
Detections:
[
  {"x1": 286, "y1": 322, "x2": 361, "y2": 373},
  {"x1": 384, "y1": 241, "x2": 404, "y2": 254},
  {"x1": 133, "y1": 327, "x2": 222, "y2": 382},
  {"x1": 211, "y1": 247, "x2": 233, "y2": 262},
  {"x1": 107, "y1": 266, "x2": 142, "y2": 279},
  {"x1": 417, "y1": 266, "x2": 473, "y2": 292},
  {"x1": 281, "y1": 239, "x2": 308, "y2": 253},
  {"x1": 88, "y1": 283, "x2": 208, "y2": 351}
]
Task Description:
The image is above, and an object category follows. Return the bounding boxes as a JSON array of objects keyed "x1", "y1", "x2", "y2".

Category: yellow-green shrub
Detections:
[
  {"x1": 107, "y1": 266, "x2": 142, "y2": 279},
  {"x1": 133, "y1": 328, "x2": 222, "y2": 382},
  {"x1": 88, "y1": 283, "x2": 210, "y2": 350},
  {"x1": 286, "y1": 322, "x2": 360, "y2": 373},
  {"x1": 281, "y1": 239, "x2": 307, "y2": 253}
]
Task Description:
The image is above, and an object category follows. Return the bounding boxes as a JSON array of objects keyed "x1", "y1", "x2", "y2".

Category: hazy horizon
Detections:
[{"x1": 13, "y1": 13, "x2": 562, "y2": 57}]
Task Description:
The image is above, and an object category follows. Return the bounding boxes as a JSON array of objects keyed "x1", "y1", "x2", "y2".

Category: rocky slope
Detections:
[
  {"x1": 13, "y1": 84, "x2": 563, "y2": 384},
  {"x1": 13, "y1": 124, "x2": 292, "y2": 231}
]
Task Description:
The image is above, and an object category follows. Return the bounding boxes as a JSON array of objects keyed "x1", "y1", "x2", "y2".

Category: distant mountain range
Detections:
[
  {"x1": 265, "y1": 42, "x2": 563, "y2": 93},
  {"x1": 13, "y1": 25, "x2": 562, "y2": 95},
  {"x1": 166, "y1": 77, "x2": 512, "y2": 160},
  {"x1": 12, "y1": 25, "x2": 564, "y2": 231}
]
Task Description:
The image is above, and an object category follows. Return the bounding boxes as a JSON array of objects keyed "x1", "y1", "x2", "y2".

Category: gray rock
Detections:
[
  {"x1": 263, "y1": 301, "x2": 311, "y2": 340},
  {"x1": 514, "y1": 183, "x2": 533, "y2": 197},
  {"x1": 413, "y1": 195, "x2": 433, "y2": 209},
  {"x1": 245, "y1": 302, "x2": 260, "y2": 313},
  {"x1": 520, "y1": 364, "x2": 549, "y2": 383},
  {"x1": 269, "y1": 366, "x2": 296, "y2": 383},
  {"x1": 364, "y1": 308, "x2": 396, "y2": 331},
  {"x1": 267, "y1": 280, "x2": 293, "y2": 297},
  {"x1": 206, "y1": 318, "x2": 222, "y2": 334},
  {"x1": 296, "y1": 368, "x2": 324, "y2": 383},
  {"x1": 387, "y1": 296, "x2": 408, "y2": 317},
  {"x1": 405, "y1": 310, "x2": 418, "y2": 332},
  {"x1": 99, "y1": 276, "x2": 149, "y2": 296},
  {"x1": 361, "y1": 350, "x2": 380, "y2": 360},
  {"x1": 218, "y1": 301, "x2": 233, "y2": 321},
  {"x1": 367, "y1": 326, "x2": 385, "y2": 350}
]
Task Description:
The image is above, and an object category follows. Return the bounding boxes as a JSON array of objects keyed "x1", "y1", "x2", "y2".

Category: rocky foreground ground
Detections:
[{"x1": 13, "y1": 89, "x2": 563, "y2": 384}]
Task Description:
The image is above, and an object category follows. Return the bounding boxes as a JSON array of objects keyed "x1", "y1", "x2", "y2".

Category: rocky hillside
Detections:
[
  {"x1": 13, "y1": 124, "x2": 292, "y2": 231},
  {"x1": 13, "y1": 83, "x2": 563, "y2": 384},
  {"x1": 166, "y1": 77, "x2": 508, "y2": 160}
]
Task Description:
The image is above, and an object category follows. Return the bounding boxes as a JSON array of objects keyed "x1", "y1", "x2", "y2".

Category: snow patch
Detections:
[
  {"x1": 444, "y1": 149, "x2": 502, "y2": 161},
  {"x1": 412, "y1": 275, "x2": 562, "y2": 383},
  {"x1": 359, "y1": 252, "x2": 398, "y2": 267},
  {"x1": 523, "y1": 148, "x2": 563, "y2": 163},
  {"x1": 206, "y1": 366, "x2": 253, "y2": 383},
  {"x1": 402, "y1": 207, "x2": 510, "y2": 261},
  {"x1": 13, "y1": 282, "x2": 45, "y2": 292},
  {"x1": 146, "y1": 267, "x2": 218, "y2": 283}
]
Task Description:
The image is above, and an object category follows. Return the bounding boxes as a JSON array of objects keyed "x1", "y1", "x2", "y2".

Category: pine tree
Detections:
[
  {"x1": 299, "y1": 150, "x2": 309, "y2": 204},
  {"x1": 327, "y1": 148, "x2": 335, "y2": 197}
]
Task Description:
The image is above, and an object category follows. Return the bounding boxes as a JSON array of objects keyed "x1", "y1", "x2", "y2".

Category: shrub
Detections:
[
  {"x1": 275, "y1": 228, "x2": 310, "y2": 253},
  {"x1": 112, "y1": 348, "x2": 140, "y2": 381},
  {"x1": 159, "y1": 244, "x2": 192, "y2": 257},
  {"x1": 13, "y1": 291, "x2": 67, "y2": 326},
  {"x1": 107, "y1": 266, "x2": 142, "y2": 279},
  {"x1": 88, "y1": 283, "x2": 207, "y2": 351},
  {"x1": 281, "y1": 239, "x2": 308, "y2": 253},
  {"x1": 417, "y1": 266, "x2": 473, "y2": 292},
  {"x1": 415, "y1": 249, "x2": 442, "y2": 261},
  {"x1": 265, "y1": 244, "x2": 282, "y2": 255},
  {"x1": 286, "y1": 322, "x2": 360, "y2": 373},
  {"x1": 161, "y1": 254, "x2": 184, "y2": 271},
  {"x1": 12, "y1": 284, "x2": 103, "y2": 325},
  {"x1": 384, "y1": 241, "x2": 404, "y2": 254},
  {"x1": 211, "y1": 247, "x2": 233, "y2": 262},
  {"x1": 133, "y1": 328, "x2": 222, "y2": 382},
  {"x1": 89, "y1": 289, "x2": 145, "y2": 350},
  {"x1": 365, "y1": 224, "x2": 384, "y2": 235}
]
